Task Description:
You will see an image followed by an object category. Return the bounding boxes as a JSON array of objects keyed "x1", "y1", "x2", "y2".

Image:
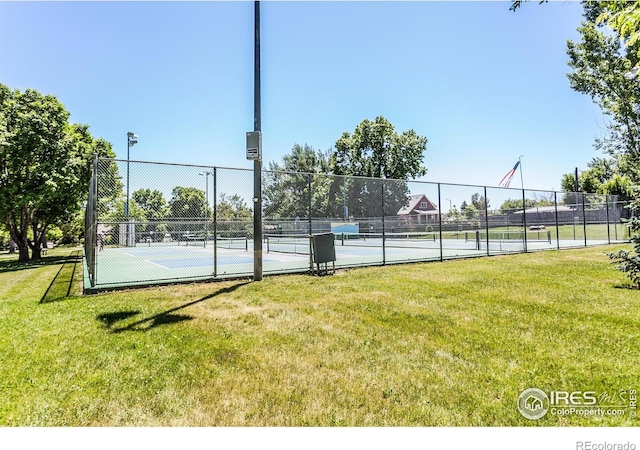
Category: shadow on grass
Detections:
[
  {"x1": 98, "y1": 282, "x2": 249, "y2": 333},
  {"x1": 0, "y1": 253, "x2": 77, "y2": 274},
  {"x1": 613, "y1": 283, "x2": 640, "y2": 290},
  {"x1": 97, "y1": 311, "x2": 141, "y2": 327},
  {"x1": 39, "y1": 251, "x2": 83, "y2": 304}
]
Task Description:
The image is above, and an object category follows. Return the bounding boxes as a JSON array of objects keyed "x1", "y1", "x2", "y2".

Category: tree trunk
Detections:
[
  {"x1": 6, "y1": 209, "x2": 31, "y2": 263},
  {"x1": 30, "y1": 222, "x2": 47, "y2": 260},
  {"x1": 17, "y1": 242, "x2": 30, "y2": 263},
  {"x1": 14, "y1": 227, "x2": 31, "y2": 262},
  {"x1": 31, "y1": 244, "x2": 42, "y2": 260}
]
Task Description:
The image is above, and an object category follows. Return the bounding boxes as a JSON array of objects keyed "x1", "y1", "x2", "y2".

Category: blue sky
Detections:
[{"x1": 0, "y1": 1, "x2": 605, "y2": 196}]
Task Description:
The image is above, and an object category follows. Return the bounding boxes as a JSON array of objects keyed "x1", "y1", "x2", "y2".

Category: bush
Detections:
[{"x1": 607, "y1": 187, "x2": 640, "y2": 288}]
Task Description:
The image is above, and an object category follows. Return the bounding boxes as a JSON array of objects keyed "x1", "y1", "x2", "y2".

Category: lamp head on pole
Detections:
[{"x1": 127, "y1": 132, "x2": 138, "y2": 147}]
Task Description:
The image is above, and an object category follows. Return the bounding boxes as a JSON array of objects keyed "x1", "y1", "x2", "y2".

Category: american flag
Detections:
[{"x1": 499, "y1": 161, "x2": 520, "y2": 188}]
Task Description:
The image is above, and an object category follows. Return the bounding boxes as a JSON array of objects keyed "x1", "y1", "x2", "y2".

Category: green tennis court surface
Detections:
[{"x1": 85, "y1": 230, "x2": 613, "y2": 291}]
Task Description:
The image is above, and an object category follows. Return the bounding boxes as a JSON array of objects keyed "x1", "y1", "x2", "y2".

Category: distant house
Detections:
[{"x1": 396, "y1": 194, "x2": 439, "y2": 222}]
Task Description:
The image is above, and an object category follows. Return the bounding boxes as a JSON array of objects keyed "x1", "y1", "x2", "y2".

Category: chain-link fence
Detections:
[{"x1": 84, "y1": 157, "x2": 631, "y2": 289}]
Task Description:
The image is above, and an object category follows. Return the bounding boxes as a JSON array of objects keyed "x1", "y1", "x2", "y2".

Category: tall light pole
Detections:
[
  {"x1": 199, "y1": 170, "x2": 213, "y2": 245},
  {"x1": 126, "y1": 131, "x2": 138, "y2": 246},
  {"x1": 253, "y1": 0, "x2": 263, "y2": 281},
  {"x1": 445, "y1": 198, "x2": 452, "y2": 211}
]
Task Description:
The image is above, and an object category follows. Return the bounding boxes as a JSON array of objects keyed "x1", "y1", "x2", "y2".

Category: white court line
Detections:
[
  {"x1": 116, "y1": 248, "x2": 138, "y2": 258},
  {"x1": 145, "y1": 259, "x2": 170, "y2": 269}
]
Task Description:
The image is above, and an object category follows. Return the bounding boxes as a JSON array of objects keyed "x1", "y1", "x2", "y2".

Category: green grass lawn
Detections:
[
  {"x1": 0, "y1": 245, "x2": 638, "y2": 426},
  {"x1": 487, "y1": 223, "x2": 630, "y2": 241}
]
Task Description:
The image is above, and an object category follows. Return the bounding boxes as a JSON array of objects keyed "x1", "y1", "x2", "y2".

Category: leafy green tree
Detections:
[
  {"x1": 103, "y1": 198, "x2": 146, "y2": 223},
  {"x1": 56, "y1": 210, "x2": 85, "y2": 244},
  {"x1": 567, "y1": 22, "x2": 640, "y2": 173},
  {"x1": 447, "y1": 206, "x2": 462, "y2": 221},
  {"x1": 96, "y1": 158, "x2": 126, "y2": 222},
  {"x1": 132, "y1": 189, "x2": 167, "y2": 220},
  {"x1": 595, "y1": 1, "x2": 640, "y2": 67},
  {"x1": 264, "y1": 144, "x2": 336, "y2": 218},
  {"x1": 268, "y1": 143, "x2": 333, "y2": 174},
  {"x1": 561, "y1": 159, "x2": 634, "y2": 202},
  {"x1": 131, "y1": 188, "x2": 168, "y2": 239},
  {"x1": 216, "y1": 193, "x2": 252, "y2": 238},
  {"x1": 0, "y1": 223, "x2": 10, "y2": 251},
  {"x1": 0, "y1": 84, "x2": 114, "y2": 262},
  {"x1": 557, "y1": 6, "x2": 640, "y2": 209},
  {"x1": 264, "y1": 118, "x2": 428, "y2": 220},
  {"x1": 608, "y1": 187, "x2": 640, "y2": 288},
  {"x1": 470, "y1": 193, "x2": 490, "y2": 213},
  {"x1": 561, "y1": 171, "x2": 600, "y2": 196},
  {"x1": 601, "y1": 173, "x2": 634, "y2": 201},
  {"x1": 333, "y1": 116, "x2": 428, "y2": 218},
  {"x1": 217, "y1": 193, "x2": 252, "y2": 221},
  {"x1": 333, "y1": 116, "x2": 427, "y2": 180},
  {"x1": 459, "y1": 194, "x2": 490, "y2": 219},
  {"x1": 463, "y1": 203, "x2": 479, "y2": 220},
  {"x1": 168, "y1": 186, "x2": 206, "y2": 219}
]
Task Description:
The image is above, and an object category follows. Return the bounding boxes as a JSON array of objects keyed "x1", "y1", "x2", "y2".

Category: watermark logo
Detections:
[
  {"x1": 518, "y1": 388, "x2": 550, "y2": 419},
  {"x1": 518, "y1": 387, "x2": 637, "y2": 420},
  {"x1": 576, "y1": 442, "x2": 637, "y2": 450}
]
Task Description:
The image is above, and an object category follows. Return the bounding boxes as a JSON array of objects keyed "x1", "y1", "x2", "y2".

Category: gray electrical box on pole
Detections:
[{"x1": 246, "y1": 131, "x2": 262, "y2": 161}]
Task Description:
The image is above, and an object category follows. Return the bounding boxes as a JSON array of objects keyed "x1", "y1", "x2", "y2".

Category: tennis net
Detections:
[
  {"x1": 476, "y1": 229, "x2": 551, "y2": 244},
  {"x1": 264, "y1": 234, "x2": 311, "y2": 255},
  {"x1": 216, "y1": 236, "x2": 249, "y2": 251},
  {"x1": 340, "y1": 231, "x2": 483, "y2": 250}
]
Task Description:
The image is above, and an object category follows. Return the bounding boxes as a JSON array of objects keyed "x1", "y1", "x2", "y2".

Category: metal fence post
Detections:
[
  {"x1": 213, "y1": 167, "x2": 218, "y2": 278},
  {"x1": 308, "y1": 173, "x2": 313, "y2": 235},
  {"x1": 92, "y1": 155, "x2": 99, "y2": 286},
  {"x1": 381, "y1": 179, "x2": 386, "y2": 265},
  {"x1": 437, "y1": 183, "x2": 443, "y2": 262},
  {"x1": 522, "y1": 188, "x2": 528, "y2": 252},
  {"x1": 605, "y1": 194, "x2": 611, "y2": 245},
  {"x1": 554, "y1": 191, "x2": 560, "y2": 250},
  {"x1": 582, "y1": 193, "x2": 587, "y2": 247},
  {"x1": 308, "y1": 174, "x2": 313, "y2": 273},
  {"x1": 613, "y1": 195, "x2": 621, "y2": 241},
  {"x1": 612, "y1": 195, "x2": 620, "y2": 242},
  {"x1": 484, "y1": 186, "x2": 490, "y2": 256}
]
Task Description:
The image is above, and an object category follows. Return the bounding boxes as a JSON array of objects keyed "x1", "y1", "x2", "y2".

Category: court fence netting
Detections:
[{"x1": 83, "y1": 156, "x2": 632, "y2": 290}]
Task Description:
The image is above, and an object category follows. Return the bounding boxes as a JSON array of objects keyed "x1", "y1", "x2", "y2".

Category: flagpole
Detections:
[{"x1": 518, "y1": 155, "x2": 524, "y2": 190}]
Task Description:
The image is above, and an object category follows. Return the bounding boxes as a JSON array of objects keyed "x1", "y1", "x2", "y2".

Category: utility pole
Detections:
[{"x1": 253, "y1": 0, "x2": 263, "y2": 281}]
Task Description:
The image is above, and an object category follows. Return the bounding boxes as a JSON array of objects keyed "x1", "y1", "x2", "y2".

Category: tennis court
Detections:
[
  {"x1": 89, "y1": 239, "x2": 304, "y2": 288},
  {"x1": 83, "y1": 158, "x2": 630, "y2": 291},
  {"x1": 89, "y1": 229, "x2": 610, "y2": 289},
  {"x1": 85, "y1": 229, "x2": 620, "y2": 290}
]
